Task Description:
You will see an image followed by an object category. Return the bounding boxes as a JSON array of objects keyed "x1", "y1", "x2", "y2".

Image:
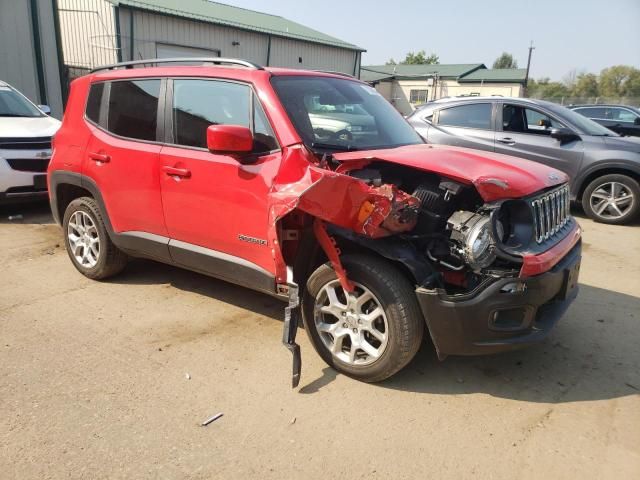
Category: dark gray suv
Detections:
[{"x1": 408, "y1": 97, "x2": 640, "y2": 224}]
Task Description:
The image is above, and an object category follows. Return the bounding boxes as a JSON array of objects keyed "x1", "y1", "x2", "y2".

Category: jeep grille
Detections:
[{"x1": 531, "y1": 184, "x2": 571, "y2": 244}]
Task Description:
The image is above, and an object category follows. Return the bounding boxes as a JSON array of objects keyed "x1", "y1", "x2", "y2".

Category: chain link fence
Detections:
[{"x1": 531, "y1": 96, "x2": 640, "y2": 107}]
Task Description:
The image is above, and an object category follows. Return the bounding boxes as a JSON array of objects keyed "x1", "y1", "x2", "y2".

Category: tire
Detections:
[
  {"x1": 302, "y1": 254, "x2": 424, "y2": 382},
  {"x1": 62, "y1": 196, "x2": 127, "y2": 279},
  {"x1": 581, "y1": 174, "x2": 640, "y2": 225}
]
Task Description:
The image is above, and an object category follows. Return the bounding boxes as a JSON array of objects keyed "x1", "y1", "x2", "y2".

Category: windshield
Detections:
[
  {"x1": 0, "y1": 86, "x2": 43, "y2": 117},
  {"x1": 271, "y1": 76, "x2": 422, "y2": 151},
  {"x1": 551, "y1": 104, "x2": 618, "y2": 136}
]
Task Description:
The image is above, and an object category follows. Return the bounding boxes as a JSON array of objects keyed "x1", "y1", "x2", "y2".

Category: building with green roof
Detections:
[
  {"x1": 58, "y1": 0, "x2": 364, "y2": 76},
  {"x1": 360, "y1": 64, "x2": 527, "y2": 115}
]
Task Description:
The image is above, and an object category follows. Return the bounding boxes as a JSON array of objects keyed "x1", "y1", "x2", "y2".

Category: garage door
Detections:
[{"x1": 155, "y1": 43, "x2": 220, "y2": 59}]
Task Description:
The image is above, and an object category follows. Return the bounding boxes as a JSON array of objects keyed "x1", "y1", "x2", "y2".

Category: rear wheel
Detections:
[
  {"x1": 582, "y1": 174, "x2": 639, "y2": 225},
  {"x1": 63, "y1": 197, "x2": 127, "y2": 279},
  {"x1": 302, "y1": 254, "x2": 424, "y2": 382}
]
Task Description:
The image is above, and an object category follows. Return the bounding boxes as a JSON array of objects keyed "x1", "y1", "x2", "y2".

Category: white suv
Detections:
[{"x1": 0, "y1": 81, "x2": 61, "y2": 203}]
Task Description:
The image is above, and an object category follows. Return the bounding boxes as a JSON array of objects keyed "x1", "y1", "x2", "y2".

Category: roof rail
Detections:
[
  {"x1": 90, "y1": 57, "x2": 264, "y2": 73},
  {"x1": 312, "y1": 70, "x2": 356, "y2": 79}
]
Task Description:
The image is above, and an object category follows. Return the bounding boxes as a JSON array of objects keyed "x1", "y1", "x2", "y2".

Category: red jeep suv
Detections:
[{"x1": 48, "y1": 58, "x2": 582, "y2": 386}]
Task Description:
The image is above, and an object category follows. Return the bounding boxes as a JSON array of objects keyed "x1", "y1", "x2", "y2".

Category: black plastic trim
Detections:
[
  {"x1": 48, "y1": 171, "x2": 277, "y2": 296},
  {"x1": 169, "y1": 239, "x2": 276, "y2": 296}
]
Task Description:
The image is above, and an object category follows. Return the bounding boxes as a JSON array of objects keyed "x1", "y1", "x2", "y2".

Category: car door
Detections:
[
  {"x1": 159, "y1": 78, "x2": 281, "y2": 276},
  {"x1": 429, "y1": 102, "x2": 496, "y2": 152},
  {"x1": 83, "y1": 78, "x2": 168, "y2": 236},
  {"x1": 494, "y1": 102, "x2": 584, "y2": 179},
  {"x1": 606, "y1": 107, "x2": 640, "y2": 137}
]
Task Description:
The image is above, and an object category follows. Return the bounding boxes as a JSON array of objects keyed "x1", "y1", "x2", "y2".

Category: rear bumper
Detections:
[{"x1": 416, "y1": 240, "x2": 581, "y2": 358}]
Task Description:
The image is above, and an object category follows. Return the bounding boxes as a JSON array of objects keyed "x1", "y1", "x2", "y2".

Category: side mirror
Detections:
[
  {"x1": 38, "y1": 104, "x2": 51, "y2": 115},
  {"x1": 550, "y1": 127, "x2": 578, "y2": 141},
  {"x1": 634, "y1": 117, "x2": 640, "y2": 126},
  {"x1": 206, "y1": 124, "x2": 253, "y2": 155}
]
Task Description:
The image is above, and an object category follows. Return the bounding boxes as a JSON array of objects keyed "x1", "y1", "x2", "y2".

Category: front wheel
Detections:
[
  {"x1": 581, "y1": 174, "x2": 640, "y2": 225},
  {"x1": 302, "y1": 254, "x2": 424, "y2": 382}
]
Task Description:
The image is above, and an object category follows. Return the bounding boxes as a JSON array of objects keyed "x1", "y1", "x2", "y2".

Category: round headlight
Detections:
[{"x1": 462, "y1": 216, "x2": 496, "y2": 270}]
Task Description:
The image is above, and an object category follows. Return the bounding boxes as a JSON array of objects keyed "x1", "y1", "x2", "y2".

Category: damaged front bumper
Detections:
[{"x1": 417, "y1": 241, "x2": 582, "y2": 358}]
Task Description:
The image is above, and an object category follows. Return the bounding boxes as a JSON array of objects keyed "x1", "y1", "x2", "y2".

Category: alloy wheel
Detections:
[
  {"x1": 67, "y1": 211, "x2": 100, "y2": 268},
  {"x1": 314, "y1": 280, "x2": 389, "y2": 366},
  {"x1": 589, "y1": 181, "x2": 635, "y2": 220}
]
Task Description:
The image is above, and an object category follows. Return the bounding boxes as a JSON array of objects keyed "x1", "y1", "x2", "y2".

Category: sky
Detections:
[{"x1": 221, "y1": 0, "x2": 640, "y2": 80}]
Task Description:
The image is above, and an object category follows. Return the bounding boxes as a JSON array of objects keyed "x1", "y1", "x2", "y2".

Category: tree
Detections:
[
  {"x1": 492, "y1": 52, "x2": 518, "y2": 69},
  {"x1": 599, "y1": 65, "x2": 640, "y2": 97},
  {"x1": 571, "y1": 73, "x2": 599, "y2": 97},
  {"x1": 527, "y1": 78, "x2": 570, "y2": 99},
  {"x1": 387, "y1": 50, "x2": 439, "y2": 66},
  {"x1": 385, "y1": 58, "x2": 397, "y2": 65}
]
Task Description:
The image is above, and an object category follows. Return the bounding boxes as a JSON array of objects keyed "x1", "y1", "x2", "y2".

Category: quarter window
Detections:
[
  {"x1": 107, "y1": 79, "x2": 161, "y2": 141},
  {"x1": 410, "y1": 89, "x2": 428, "y2": 105},
  {"x1": 437, "y1": 103, "x2": 492, "y2": 130},
  {"x1": 85, "y1": 82, "x2": 104, "y2": 124}
]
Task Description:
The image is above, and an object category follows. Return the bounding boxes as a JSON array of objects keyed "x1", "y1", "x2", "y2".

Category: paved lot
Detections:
[{"x1": 1, "y1": 201, "x2": 639, "y2": 479}]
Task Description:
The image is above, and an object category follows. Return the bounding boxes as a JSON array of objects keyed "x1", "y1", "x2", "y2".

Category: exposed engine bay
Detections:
[{"x1": 336, "y1": 161, "x2": 521, "y2": 295}]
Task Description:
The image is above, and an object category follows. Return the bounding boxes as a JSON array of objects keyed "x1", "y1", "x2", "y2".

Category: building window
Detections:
[{"x1": 409, "y1": 89, "x2": 428, "y2": 104}]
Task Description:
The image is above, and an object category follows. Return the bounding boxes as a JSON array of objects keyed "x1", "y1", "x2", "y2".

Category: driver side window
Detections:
[{"x1": 503, "y1": 104, "x2": 564, "y2": 135}]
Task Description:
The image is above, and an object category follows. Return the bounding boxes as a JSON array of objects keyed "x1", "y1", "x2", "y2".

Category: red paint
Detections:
[
  {"x1": 313, "y1": 219, "x2": 354, "y2": 292},
  {"x1": 520, "y1": 222, "x2": 582, "y2": 277},
  {"x1": 334, "y1": 144, "x2": 568, "y2": 202},
  {"x1": 207, "y1": 124, "x2": 253, "y2": 153},
  {"x1": 49, "y1": 65, "x2": 580, "y2": 290}
]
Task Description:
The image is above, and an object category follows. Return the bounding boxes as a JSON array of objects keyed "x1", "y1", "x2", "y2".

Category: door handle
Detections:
[
  {"x1": 497, "y1": 137, "x2": 516, "y2": 145},
  {"x1": 88, "y1": 151, "x2": 111, "y2": 163},
  {"x1": 162, "y1": 165, "x2": 191, "y2": 178}
]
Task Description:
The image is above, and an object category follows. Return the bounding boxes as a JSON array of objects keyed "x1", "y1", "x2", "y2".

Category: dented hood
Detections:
[{"x1": 333, "y1": 144, "x2": 568, "y2": 202}]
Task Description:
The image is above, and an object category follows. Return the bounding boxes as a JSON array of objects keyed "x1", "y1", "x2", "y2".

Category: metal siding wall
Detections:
[
  {"x1": 58, "y1": 0, "x2": 117, "y2": 68},
  {"x1": 0, "y1": 1, "x2": 39, "y2": 103},
  {"x1": 62, "y1": 4, "x2": 358, "y2": 73},
  {"x1": 36, "y1": 0, "x2": 64, "y2": 118},
  {"x1": 125, "y1": 10, "x2": 269, "y2": 63},
  {"x1": 269, "y1": 36, "x2": 355, "y2": 73},
  {"x1": 0, "y1": 0, "x2": 64, "y2": 118}
]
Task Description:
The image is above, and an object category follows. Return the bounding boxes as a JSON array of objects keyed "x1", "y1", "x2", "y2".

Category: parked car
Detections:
[
  {"x1": 48, "y1": 59, "x2": 582, "y2": 386},
  {"x1": 0, "y1": 80, "x2": 60, "y2": 203},
  {"x1": 408, "y1": 97, "x2": 640, "y2": 225},
  {"x1": 568, "y1": 104, "x2": 640, "y2": 138}
]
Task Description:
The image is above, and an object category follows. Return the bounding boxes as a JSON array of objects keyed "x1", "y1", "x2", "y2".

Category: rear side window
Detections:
[
  {"x1": 574, "y1": 107, "x2": 606, "y2": 119},
  {"x1": 107, "y1": 79, "x2": 161, "y2": 141},
  {"x1": 85, "y1": 82, "x2": 104, "y2": 124},
  {"x1": 437, "y1": 103, "x2": 492, "y2": 130}
]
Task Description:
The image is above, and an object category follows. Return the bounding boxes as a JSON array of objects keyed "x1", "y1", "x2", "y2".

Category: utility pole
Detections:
[{"x1": 524, "y1": 41, "x2": 535, "y2": 97}]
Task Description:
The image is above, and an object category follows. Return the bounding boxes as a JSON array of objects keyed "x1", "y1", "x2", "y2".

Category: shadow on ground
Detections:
[
  {"x1": 114, "y1": 260, "x2": 640, "y2": 404},
  {"x1": 5, "y1": 199, "x2": 637, "y2": 403},
  {"x1": 0, "y1": 200, "x2": 53, "y2": 225}
]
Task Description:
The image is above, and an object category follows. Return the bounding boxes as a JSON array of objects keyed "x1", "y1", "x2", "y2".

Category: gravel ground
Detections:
[{"x1": 1, "y1": 201, "x2": 639, "y2": 479}]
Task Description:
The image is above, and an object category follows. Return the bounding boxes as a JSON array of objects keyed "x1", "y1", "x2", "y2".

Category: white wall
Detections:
[{"x1": 375, "y1": 79, "x2": 524, "y2": 115}]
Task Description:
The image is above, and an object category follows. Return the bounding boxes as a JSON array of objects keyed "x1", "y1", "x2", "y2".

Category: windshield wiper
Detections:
[
  {"x1": 310, "y1": 142, "x2": 360, "y2": 152},
  {"x1": 0, "y1": 114, "x2": 35, "y2": 117}
]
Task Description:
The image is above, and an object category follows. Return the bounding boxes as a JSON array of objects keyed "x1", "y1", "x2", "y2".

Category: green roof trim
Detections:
[
  {"x1": 107, "y1": 0, "x2": 365, "y2": 51},
  {"x1": 458, "y1": 68, "x2": 527, "y2": 83},
  {"x1": 361, "y1": 63, "x2": 485, "y2": 80}
]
